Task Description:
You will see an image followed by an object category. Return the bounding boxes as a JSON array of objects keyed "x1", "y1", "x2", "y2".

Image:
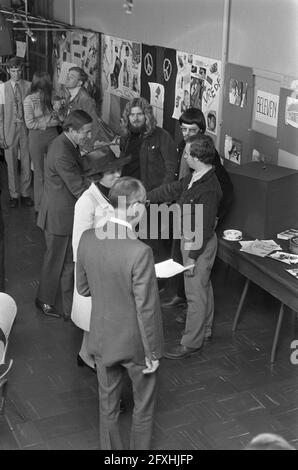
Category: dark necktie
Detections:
[{"x1": 14, "y1": 82, "x2": 24, "y2": 120}]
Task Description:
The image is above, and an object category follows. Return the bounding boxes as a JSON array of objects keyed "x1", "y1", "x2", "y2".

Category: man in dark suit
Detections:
[
  {"x1": 0, "y1": 181, "x2": 5, "y2": 291},
  {"x1": 76, "y1": 177, "x2": 164, "y2": 450},
  {"x1": 36, "y1": 110, "x2": 92, "y2": 319}
]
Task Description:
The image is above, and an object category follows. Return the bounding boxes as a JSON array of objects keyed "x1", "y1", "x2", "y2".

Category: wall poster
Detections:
[
  {"x1": 52, "y1": 30, "x2": 101, "y2": 106},
  {"x1": 255, "y1": 90, "x2": 279, "y2": 127},
  {"x1": 172, "y1": 51, "x2": 222, "y2": 136},
  {"x1": 102, "y1": 34, "x2": 142, "y2": 100}
]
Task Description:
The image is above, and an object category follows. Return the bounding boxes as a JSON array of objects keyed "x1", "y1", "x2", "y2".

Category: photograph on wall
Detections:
[
  {"x1": 102, "y1": 34, "x2": 142, "y2": 99},
  {"x1": 172, "y1": 52, "x2": 221, "y2": 136},
  {"x1": 285, "y1": 97, "x2": 298, "y2": 128},
  {"x1": 52, "y1": 30, "x2": 101, "y2": 105},
  {"x1": 172, "y1": 51, "x2": 191, "y2": 119},
  {"x1": 229, "y1": 78, "x2": 247, "y2": 107},
  {"x1": 224, "y1": 134, "x2": 242, "y2": 164},
  {"x1": 149, "y1": 82, "x2": 165, "y2": 128},
  {"x1": 255, "y1": 90, "x2": 279, "y2": 127}
]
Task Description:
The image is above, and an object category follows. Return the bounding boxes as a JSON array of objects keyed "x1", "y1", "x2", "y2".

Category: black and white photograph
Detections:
[{"x1": 0, "y1": 0, "x2": 297, "y2": 455}]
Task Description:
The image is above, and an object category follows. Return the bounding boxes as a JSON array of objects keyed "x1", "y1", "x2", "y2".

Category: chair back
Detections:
[{"x1": 0, "y1": 293, "x2": 17, "y2": 364}]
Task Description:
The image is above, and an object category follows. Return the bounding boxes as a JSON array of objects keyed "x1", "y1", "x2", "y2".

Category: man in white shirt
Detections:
[{"x1": 0, "y1": 57, "x2": 33, "y2": 208}]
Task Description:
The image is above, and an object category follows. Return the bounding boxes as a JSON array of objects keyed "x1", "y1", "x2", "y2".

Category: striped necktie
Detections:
[{"x1": 14, "y1": 82, "x2": 24, "y2": 120}]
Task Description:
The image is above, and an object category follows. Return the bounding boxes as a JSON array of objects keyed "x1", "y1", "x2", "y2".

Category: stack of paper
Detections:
[
  {"x1": 277, "y1": 229, "x2": 298, "y2": 240},
  {"x1": 239, "y1": 239, "x2": 282, "y2": 257},
  {"x1": 155, "y1": 259, "x2": 195, "y2": 278}
]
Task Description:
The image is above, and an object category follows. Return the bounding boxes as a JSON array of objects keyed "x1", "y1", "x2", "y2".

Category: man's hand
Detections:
[
  {"x1": 184, "y1": 257, "x2": 195, "y2": 277},
  {"x1": 142, "y1": 357, "x2": 159, "y2": 374}
]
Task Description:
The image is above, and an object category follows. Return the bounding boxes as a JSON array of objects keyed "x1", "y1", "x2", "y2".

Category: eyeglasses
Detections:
[
  {"x1": 135, "y1": 199, "x2": 150, "y2": 208},
  {"x1": 180, "y1": 126, "x2": 199, "y2": 135}
]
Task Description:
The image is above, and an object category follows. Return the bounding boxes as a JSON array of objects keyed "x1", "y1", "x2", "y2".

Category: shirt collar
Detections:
[
  {"x1": 187, "y1": 165, "x2": 212, "y2": 189},
  {"x1": 69, "y1": 86, "x2": 81, "y2": 100},
  {"x1": 64, "y1": 131, "x2": 77, "y2": 149},
  {"x1": 109, "y1": 216, "x2": 133, "y2": 231}
]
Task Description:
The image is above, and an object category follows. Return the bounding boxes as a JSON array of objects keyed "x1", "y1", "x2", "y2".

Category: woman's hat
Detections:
[{"x1": 82, "y1": 147, "x2": 130, "y2": 177}]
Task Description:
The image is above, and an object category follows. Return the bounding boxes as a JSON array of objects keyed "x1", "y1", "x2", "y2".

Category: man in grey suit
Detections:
[
  {"x1": 36, "y1": 110, "x2": 92, "y2": 319},
  {"x1": 0, "y1": 57, "x2": 33, "y2": 208},
  {"x1": 76, "y1": 177, "x2": 164, "y2": 450}
]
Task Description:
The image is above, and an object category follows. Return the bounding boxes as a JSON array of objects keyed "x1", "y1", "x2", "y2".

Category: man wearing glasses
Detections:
[
  {"x1": 162, "y1": 107, "x2": 233, "y2": 310},
  {"x1": 76, "y1": 176, "x2": 163, "y2": 449}
]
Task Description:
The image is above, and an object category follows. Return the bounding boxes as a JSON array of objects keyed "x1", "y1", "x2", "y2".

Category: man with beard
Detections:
[
  {"x1": 119, "y1": 97, "x2": 178, "y2": 191},
  {"x1": 119, "y1": 97, "x2": 178, "y2": 264}
]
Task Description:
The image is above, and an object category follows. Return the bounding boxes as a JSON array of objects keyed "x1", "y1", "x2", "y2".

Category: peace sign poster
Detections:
[{"x1": 102, "y1": 34, "x2": 142, "y2": 99}]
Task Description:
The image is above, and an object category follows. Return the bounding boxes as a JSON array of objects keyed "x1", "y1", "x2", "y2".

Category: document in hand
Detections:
[{"x1": 155, "y1": 259, "x2": 195, "y2": 278}]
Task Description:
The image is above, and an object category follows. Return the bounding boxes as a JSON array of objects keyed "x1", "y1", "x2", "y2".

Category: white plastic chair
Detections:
[{"x1": 0, "y1": 293, "x2": 17, "y2": 365}]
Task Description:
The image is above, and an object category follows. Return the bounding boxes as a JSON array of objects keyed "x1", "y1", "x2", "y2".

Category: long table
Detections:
[{"x1": 216, "y1": 237, "x2": 298, "y2": 362}]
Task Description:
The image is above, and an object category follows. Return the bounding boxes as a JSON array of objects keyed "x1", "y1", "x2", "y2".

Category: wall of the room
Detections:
[{"x1": 52, "y1": 0, "x2": 298, "y2": 78}]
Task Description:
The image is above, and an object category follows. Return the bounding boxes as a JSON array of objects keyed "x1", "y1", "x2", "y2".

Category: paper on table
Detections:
[
  {"x1": 239, "y1": 239, "x2": 282, "y2": 257},
  {"x1": 155, "y1": 259, "x2": 195, "y2": 278}
]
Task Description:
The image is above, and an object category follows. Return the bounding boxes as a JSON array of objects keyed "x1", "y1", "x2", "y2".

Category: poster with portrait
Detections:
[
  {"x1": 149, "y1": 82, "x2": 165, "y2": 127},
  {"x1": 52, "y1": 30, "x2": 101, "y2": 105},
  {"x1": 102, "y1": 34, "x2": 142, "y2": 99},
  {"x1": 229, "y1": 78, "x2": 248, "y2": 108},
  {"x1": 224, "y1": 135, "x2": 242, "y2": 165},
  {"x1": 172, "y1": 51, "x2": 221, "y2": 136}
]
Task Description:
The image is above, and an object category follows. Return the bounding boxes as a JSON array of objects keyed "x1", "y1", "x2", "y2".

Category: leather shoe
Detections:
[
  {"x1": 21, "y1": 196, "x2": 34, "y2": 207},
  {"x1": 35, "y1": 298, "x2": 61, "y2": 318},
  {"x1": 162, "y1": 295, "x2": 187, "y2": 308},
  {"x1": 164, "y1": 344, "x2": 201, "y2": 360},
  {"x1": 8, "y1": 197, "x2": 18, "y2": 208}
]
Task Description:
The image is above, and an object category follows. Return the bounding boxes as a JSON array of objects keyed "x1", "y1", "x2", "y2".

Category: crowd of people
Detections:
[{"x1": 1, "y1": 56, "x2": 290, "y2": 451}]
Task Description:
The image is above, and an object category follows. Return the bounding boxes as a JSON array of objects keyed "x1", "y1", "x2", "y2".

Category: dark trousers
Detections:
[
  {"x1": 37, "y1": 231, "x2": 74, "y2": 314},
  {"x1": 0, "y1": 199, "x2": 5, "y2": 291},
  {"x1": 95, "y1": 356, "x2": 158, "y2": 450},
  {"x1": 29, "y1": 128, "x2": 58, "y2": 212}
]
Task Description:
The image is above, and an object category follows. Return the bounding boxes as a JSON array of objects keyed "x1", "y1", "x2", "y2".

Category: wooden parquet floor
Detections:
[{"x1": 0, "y1": 160, "x2": 298, "y2": 450}]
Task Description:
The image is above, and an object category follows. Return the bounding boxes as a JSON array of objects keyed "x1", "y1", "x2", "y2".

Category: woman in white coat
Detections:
[{"x1": 71, "y1": 148, "x2": 130, "y2": 369}]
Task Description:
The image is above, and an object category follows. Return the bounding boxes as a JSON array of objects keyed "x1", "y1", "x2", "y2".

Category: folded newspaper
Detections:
[
  {"x1": 155, "y1": 259, "x2": 195, "y2": 278},
  {"x1": 268, "y1": 251, "x2": 298, "y2": 265}
]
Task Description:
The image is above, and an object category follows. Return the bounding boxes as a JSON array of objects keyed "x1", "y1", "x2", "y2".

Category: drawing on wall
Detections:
[
  {"x1": 229, "y1": 79, "x2": 247, "y2": 107},
  {"x1": 102, "y1": 34, "x2": 142, "y2": 99},
  {"x1": 52, "y1": 30, "x2": 101, "y2": 103},
  {"x1": 224, "y1": 135, "x2": 242, "y2": 164},
  {"x1": 285, "y1": 97, "x2": 298, "y2": 128},
  {"x1": 172, "y1": 52, "x2": 221, "y2": 136},
  {"x1": 207, "y1": 110, "x2": 217, "y2": 134},
  {"x1": 149, "y1": 82, "x2": 165, "y2": 127}
]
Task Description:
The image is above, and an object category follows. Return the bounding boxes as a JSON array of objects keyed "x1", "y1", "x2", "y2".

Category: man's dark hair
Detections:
[
  {"x1": 69, "y1": 66, "x2": 88, "y2": 85},
  {"x1": 179, "y1": 107, "x2": 206, "y2": 134},
  {"x1": 63, "y1": 109, "x2": 92, "y2": 132},
  {"x1": 6, "y1": 57, "x2": 24, "y2": 69},
  {"x1": 109, "y1": 177, "x2": 145, "y2": 209},
  {"x1": 187, "y1": 134, "x2": 215, "y2": 165}
]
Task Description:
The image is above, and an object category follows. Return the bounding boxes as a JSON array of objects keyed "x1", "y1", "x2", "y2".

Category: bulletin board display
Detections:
[
  {"x1": 220, "y1": 63, "x2": 254, "y2": 166},
  {"x1": 52, "y1": 30, "x2": 101, "y2": 108}
]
